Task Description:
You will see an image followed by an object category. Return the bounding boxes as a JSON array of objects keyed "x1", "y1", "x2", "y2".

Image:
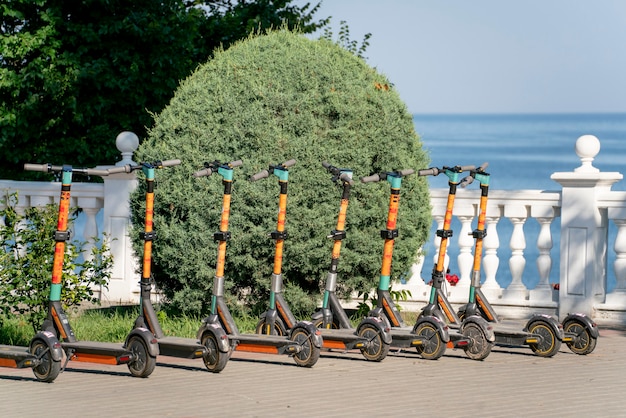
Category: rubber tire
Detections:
[
  {"x1": 312, "y1": 317, "x2": 340, "y2": 330},
  {"x1": 255, "y1": 317, "x2": 287, "y2": 336},
  {"x1": 462, "y1": 323, "x2": 493, "y2": 361},
  {"x1": 563, "y1": 319, "x2": 597, "y2": 355},
  {"x1": 291, "y1": 328, "x2": 320, "y2": 367},
  {"x1": 127, "y1": 336, "x2": 156, "y2": 378},
  {"x1": 414, "y1": 322, "x2": 446, "y2": 360},
  {"x1": 528, "y1": 321, "x2": 561, "y2": 357},
  {"x1": 358, "y1": 324, "x2": 389, "y2": 362},
  {"x1": 31, "y1": 339, "x2": 61, "y2": 383},
  {"x1": 202, "y1": 332, "x2": 230, "y2": 373}
]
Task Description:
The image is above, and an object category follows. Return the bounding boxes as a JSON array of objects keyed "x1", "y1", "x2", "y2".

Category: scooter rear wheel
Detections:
[
  {"x1": 462, "y1": 323, "x2": 493, "y2": 361},
  {"x1": 358, "y1": 324, "x2": 389, "y2": 362},
  {"x1": 202, "y1": 332, "x2": 229, "y2": 373},
  {"x1": 563, "y1": 319, "x2": 597, "y2": 355},
  {"x1": 291, "y1": 328, "x2": 320, "y2": 367},
  {"x1": 31, "y1": 339, "x2": 61, "y2": 383},
  {"x1": 127, "y1": 336, "x2": 156, "y2": 378},
  {"x1": 528, "y1": 321, "x2": 561, "y2": 357},
  {"x1": 413, "y1": 322, "x2": 446, "y2": 360}
]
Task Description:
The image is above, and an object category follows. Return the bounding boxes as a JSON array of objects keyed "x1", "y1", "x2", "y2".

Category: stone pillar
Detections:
[
  {"x1": 99, "y1": 132, "x2": 140, "y2": 304},
  {"x1": 551, "y1": 135, "x2": 622, "y2": 319}
]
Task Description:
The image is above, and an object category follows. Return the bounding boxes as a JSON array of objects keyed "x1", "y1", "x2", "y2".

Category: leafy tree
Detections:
[
  {"x1": 0, "y1": 193, "x2": 113, "y2": 332},
  {"x1": 131, "y1": 30, "x2": 431, "y2": 317},
  {"x1": 0, "y1": 1, "x2": 327, "y2": 180}
]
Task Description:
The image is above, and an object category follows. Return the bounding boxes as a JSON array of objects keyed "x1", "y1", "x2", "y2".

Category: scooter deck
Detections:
[
  {"x1": 157, "y1": 336, "x2": 205, "y2": 359},
  {"x1": 0, "y1": 345, "x2": 37, "y2": 367},
  {"x1": 319, "y1": 328, "x2": 365, "y2": 351},
  {"x1": 389, "y1": 327, "x2": 428, "y2": 348},
  {"x1": 490, "y1": 322, "x2": 536, "y2": 346},
  {"x1": 230, "y1": 333, "x2": 300, "y2": 355},
  {"x1": 62, "y1": 341, "x2": 131, "y2": 365}
]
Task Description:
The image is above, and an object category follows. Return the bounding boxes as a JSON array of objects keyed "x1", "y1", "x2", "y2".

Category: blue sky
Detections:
[{"x1": 297, "y1": 0, "x2": 626, "y2": 114}]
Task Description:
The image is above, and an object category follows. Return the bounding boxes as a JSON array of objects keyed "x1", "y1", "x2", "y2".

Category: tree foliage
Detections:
[
  {"x1": 0, "y1": 0, "x2": 327, "y2": 179},
  {"x1": 132, "y1": 30, "x2": 431, "y2": 317},
  {"x1": 0, "y1": 193, "x2": 113, "y2": 332}
]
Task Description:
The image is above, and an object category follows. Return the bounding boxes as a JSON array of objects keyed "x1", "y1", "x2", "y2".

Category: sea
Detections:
[{"x1": 412, "y1": 113, "x2": 626, "y2": 291}]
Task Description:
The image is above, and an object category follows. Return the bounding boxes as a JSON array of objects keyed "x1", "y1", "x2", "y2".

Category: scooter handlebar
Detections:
[
  {"x1": 24, "y1": 163, "x2": 110, "y2": 177},
  {"x1": 417, "y1": 167, "x2": 440, "y2": 176},
  {"x1": 24, "y1": 163, "x2": 52, "y2": 173},
  {"x1": 159, "y1": 159, "x2": 181, "y2": 168},
  {"x1": 249, "y1": 169, "x2": 269, "y2": 182},
  {"x1": 339, "y1": 172, "x2": 354, "y2": 185},
  {"x1": 360, "y1": 173, "x2": 381, "y2": 183},
  {"x1": 282, "y1": 159, "x2": 296, "y2": 168}
]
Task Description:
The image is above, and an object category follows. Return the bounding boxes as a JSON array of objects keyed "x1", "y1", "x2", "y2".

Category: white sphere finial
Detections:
[
  {"x1": 115, "y1": 131, "x2": 139, "y2": 166},
  {"x1": 574, "y1": 135, "x2": 600, "y2": 173}
]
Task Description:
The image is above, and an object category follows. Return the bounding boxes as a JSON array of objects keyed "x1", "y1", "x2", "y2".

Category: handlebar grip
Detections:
[
  {"x1": 24, "y1": 163, "x2": 51, "y2": 173},
  {"x1": 84, "y1": 168, "x2": 110, "y2": 177},
  {"x1": 459, "y1": 165, "x2": 476, "y2": 172},
  {"x1": 322, "y1": 161, "x2": 331, "y2": 169},
  {"x1": 459, "y1": 175, "x2": 475, "y2": 187},
  {"x1": 249, "y1": 169, "x2": 269, "y2": 181},
  {"x1": 193, "y1": 168, "x2": 213, "y2": 178},
  {"x1": 417, "y1": 167, "x2": 440, "y2": 176},
  {"x1": 229, "y1": 160, "x2": 243, "y2": 168},
  {"x1": 339, "y1": 172, "x2": 354, "y2": 185},
  {"x1": 107, "y1": 165, "x2": 133, "y2": 174},
  {"x1": 360, "y1": 174, "x2": 381, "y2": 183},
  {"x1": 282, "y1": 159, "x2": 296, "y2": 168},
  {"x1": 478, "y1": 162, "x2": 489, "y2": 171},
  {"x1": 159, "y1": 159, "x2": 181, "y2": 168},
  {"x1": 398, "y1": 168, "x2": 414, "y2": 176}
]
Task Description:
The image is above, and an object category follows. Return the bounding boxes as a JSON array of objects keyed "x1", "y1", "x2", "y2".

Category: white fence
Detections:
[{"x1": 2, "y1": 133, "x2": 625, "y2": 326}]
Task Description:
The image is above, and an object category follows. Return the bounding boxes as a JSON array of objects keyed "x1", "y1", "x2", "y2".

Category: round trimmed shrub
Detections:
[{"x1": 132, "y1": 30, "x2": 431, "y2": 317}]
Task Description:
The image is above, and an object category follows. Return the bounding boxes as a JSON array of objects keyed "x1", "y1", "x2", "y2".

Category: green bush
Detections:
[
  {"x1": 0, "y1": 193, "x2": 113, "y2": 332},
  {"x1": 132, "y1": 29, "x2": 431, "y2": 318}
]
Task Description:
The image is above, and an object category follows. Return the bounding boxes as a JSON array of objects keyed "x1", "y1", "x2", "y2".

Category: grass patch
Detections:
[{"x1": 0, "y1": 306, "x2": 263, "y2": 344}]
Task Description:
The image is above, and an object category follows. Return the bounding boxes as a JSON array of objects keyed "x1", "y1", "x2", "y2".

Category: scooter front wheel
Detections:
[
  {"x1": 291, "y1": 328, "x2": 320, "y2": 367},
  {"x1": 462, "y1": 323, "x2": 493, "y2": 361},
  {"x1": 563, "y1": 319, "x2": 597, "y2": 355},
  {"x1": 127, "y1": 336, "x2": 156, "y2": 378},
  {"x1": 528, "y1": 320, "x2": 561, "y2": 357},
  {"x1": 312, "y1": 317, "x2": 340, "y2": 330},
  {"x1": 31, "y1": 339, "x2": 61, "y2": 383},
  {"x1": 358, "y1": 324, "x2": 389, "y2": 362},
  {"x1": 202, "y1": 332, "x2": 229, "y2": 373},
  {"x1": 255, "y1": 317, "x2": 287, "y2": 336},
  {"x1": 413, "y1": 322, "x2": 446, "y2": 360}
]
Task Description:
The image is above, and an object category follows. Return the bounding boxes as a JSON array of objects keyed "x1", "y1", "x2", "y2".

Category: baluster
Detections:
[
  {"x1": 80, "y1": 207, "x2": 100, "y2": 263},
  {"x1": 456, "y1": 214, "x2": 474, "y2": 287},
  {"x1": 613, "y1": 219, "x2": 626, "y2": 292},
  {"x1": 482, "y1": 215, "x2": 501, "y2": 290},
  {"x1": 504, "y1": 204, "x2": 529, "y2": 299}
]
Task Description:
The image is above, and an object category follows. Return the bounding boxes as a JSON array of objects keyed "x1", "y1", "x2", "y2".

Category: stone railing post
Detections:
[
  {"x1": 99, "y1": 132, "x2": 140, "y2": 304},
  {"x1": 551, "y1": 135, "x2": 622, "y2": 319}
]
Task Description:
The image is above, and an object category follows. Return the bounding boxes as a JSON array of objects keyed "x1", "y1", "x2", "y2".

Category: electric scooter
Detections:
[
  {"x1": 24, "y1": 163, "x2": 158, "y2": 378},
  {"x1": 416, "y1": 164, "x2": 496, "y2": 360},
  {"x1": 359, "y1": 168, "x2": 488, "y2": 360},
  {"x1": 197, "y1": 159, "x2": 323, "y2": 367},
  {"x1": 109, "y1": 160, "x2": 231, "y2": 373},
  {"x1": 272, "y1": 162, "x2": 392, "y2": 361},
  {"x1": 458, "y1": 165, "x2": 599, "y2": 356}
]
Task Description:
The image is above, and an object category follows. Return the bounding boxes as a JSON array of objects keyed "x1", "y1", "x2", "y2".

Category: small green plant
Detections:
[
  {"x1": 354, "y1": 285, "x2": 412, "y2": 320},
  {"x1": 321, "y1": 20, "x2": 371, "y2": 59},
  {"x1": 0, "y1": 193, "x2": 113, "y2": 333}
]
